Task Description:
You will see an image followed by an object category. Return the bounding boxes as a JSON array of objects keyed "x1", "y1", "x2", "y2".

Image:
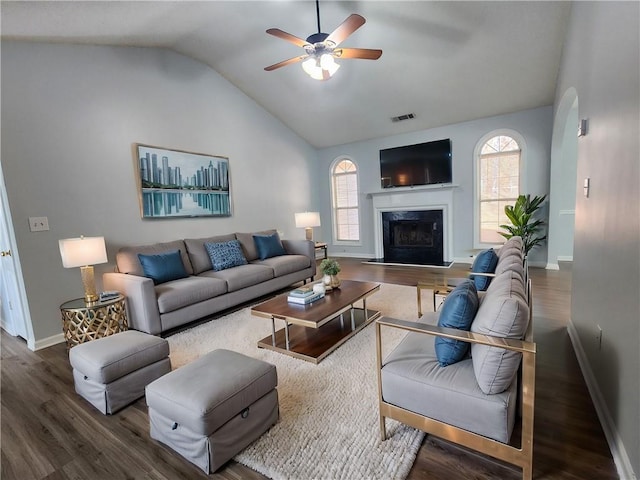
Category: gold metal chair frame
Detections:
[{"x1": 377, "y1": 281, "x2": 536, "y2": 480}]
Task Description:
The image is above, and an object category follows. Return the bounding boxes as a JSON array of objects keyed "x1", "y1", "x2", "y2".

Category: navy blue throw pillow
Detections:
[
  {"x1": 469, "y1": 248, "x2": 498, "y2": 291},
  {"x1": 205, "y1": 240, "x2": 248, "y2": 271},
  {"x1": 435, "y1": 279, "x2": 479, "y2": 366},
  {"x1": 253, "y1": 232, "x2": 286, "y2": 260},
  {"x1": 138, "y1": 250, "x2": 188, "y2": 285}
]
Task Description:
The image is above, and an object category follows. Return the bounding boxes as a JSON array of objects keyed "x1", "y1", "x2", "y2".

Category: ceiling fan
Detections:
[{"x1": 264, "y1": 0, "x2": 382, "y2": 80}]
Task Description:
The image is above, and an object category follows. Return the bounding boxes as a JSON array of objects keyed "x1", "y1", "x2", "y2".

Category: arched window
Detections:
[
  {"x1": 477, "y1": 134, "x2": 522, "y2": 244},
  {"x1": 331, "y1": 158, "x2": 360, "y2": 242}
]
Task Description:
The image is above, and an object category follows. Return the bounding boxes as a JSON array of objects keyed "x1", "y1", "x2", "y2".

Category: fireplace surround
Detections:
[{"x1": 370, "y1": 185, "x2": 455, "y2": 266}]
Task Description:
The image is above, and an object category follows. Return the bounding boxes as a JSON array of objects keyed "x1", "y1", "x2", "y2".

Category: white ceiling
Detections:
[{"x1": 1, "y1": 1, "x2": 571, "y2": 148}]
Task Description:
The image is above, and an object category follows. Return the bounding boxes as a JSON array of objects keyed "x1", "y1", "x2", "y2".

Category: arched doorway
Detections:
[{"x1": 547, "y1": 88, "x2": 579, "y2": 269}]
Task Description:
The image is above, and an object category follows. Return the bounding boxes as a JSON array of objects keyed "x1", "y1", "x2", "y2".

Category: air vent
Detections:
[{"x1": 391, "y1": 113, "x2": 415, "y2": 123}]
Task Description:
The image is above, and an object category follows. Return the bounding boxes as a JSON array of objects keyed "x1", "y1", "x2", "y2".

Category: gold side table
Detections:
[{"x1": 60, "y1": 295, "x2": 128, "y2": 348}]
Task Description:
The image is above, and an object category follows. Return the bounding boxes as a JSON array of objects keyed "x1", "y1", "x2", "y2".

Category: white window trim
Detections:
[
  {"x1": 473, "y1": 129, "x2": 527, "y2": 249},
  {"x1": 330, "y1": 156, "x2": 362, "y2": 246}
]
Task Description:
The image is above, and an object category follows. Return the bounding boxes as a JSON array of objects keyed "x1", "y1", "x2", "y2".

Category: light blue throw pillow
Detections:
[
  {"x1": 205, "y1": 240, "x2": 248, "y2": 271},
  {"x1": 435, "y1": 279, "x2": 479, "y2": 366},
  {"x1": 469, "y1": 248, "x2": 498, "y2": 291},
  {"x1": 253, "y1": 232, "x2": 286, "y2": 260},
  {"x1": 137, "y1": 250, "x2": 188, "y2": 285}
]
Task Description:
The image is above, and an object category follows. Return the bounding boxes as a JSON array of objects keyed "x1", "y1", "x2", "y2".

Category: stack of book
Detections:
[{"x1": 287, "y1": 286, "x2": 325, "y2": 305}]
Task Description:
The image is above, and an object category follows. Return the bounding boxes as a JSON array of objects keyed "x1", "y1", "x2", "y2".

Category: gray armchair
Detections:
[
  {"x1": 376, "y1": 317, "x2": 535, "y2": 479},
  {"x1": 377, "y1": 244, "x2": 535, "y2": 480}
]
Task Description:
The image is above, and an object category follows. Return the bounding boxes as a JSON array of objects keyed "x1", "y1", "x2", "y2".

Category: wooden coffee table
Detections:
[{"x1": 251, "y1": 280, "x2": 381, "y2": 363}]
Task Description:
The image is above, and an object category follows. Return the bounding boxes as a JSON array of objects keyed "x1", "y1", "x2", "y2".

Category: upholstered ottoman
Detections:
[
  {"x1": 145, "y1": 349, "x2": 279, "y2": 473},
  {"x1": 69, "y1": 330, "x2": 171, "y2": 415}
]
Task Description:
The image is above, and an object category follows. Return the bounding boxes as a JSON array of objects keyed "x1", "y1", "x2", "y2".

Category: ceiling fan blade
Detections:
[
  {"x1": 266, "y1": 28, "x2": 309, "y2": 48},
  {"x1": 325, "y1": 14, "x2": 366, "y2": 47},
  {"x1": 264, "y1": 55, "x2": 309, "y2": 71},
  {"x1": 335, "y1": 48, "x2": 383, "y2": 60}
]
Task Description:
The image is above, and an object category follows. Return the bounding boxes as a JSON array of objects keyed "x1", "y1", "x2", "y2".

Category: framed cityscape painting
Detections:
[{"x1": 134, "y1": 144, "x2": 231, "y2": 218}]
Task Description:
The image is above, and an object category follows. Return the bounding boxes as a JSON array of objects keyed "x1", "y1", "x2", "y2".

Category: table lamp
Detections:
[
  {"x1": 295, "y1": 212, "x2": 321, "y2": 242},
  {"x1": 58, "y1": 236, "x2": 108, "y2": 303}
]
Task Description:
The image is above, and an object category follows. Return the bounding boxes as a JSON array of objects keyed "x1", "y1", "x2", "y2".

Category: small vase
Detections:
[
  {"x1": 329, "y1": 274, "x2": 341, "y2": 289},
  {"x1": 323, "y1": 274, "x2": 333, "y2": 290}
]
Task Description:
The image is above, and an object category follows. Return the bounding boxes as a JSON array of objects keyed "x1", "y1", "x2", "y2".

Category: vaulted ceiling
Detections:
[{"x1": 1, "y1": 1, "x2": 571, "y2": 148}]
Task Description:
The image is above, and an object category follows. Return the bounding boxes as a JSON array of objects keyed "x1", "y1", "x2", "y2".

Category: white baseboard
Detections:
[
  {"x1": 34, "y1": 333, "x2": 65, "y2": 351},
  {"x1": 567, "y1": 321, "x2": 637, "y2": 480},
  {"x1": 546, "y1": 263, "x2": 560, "y2": 270},
  {"x1": 557, "y1": 255, "x2": 573, "y2": 262}
]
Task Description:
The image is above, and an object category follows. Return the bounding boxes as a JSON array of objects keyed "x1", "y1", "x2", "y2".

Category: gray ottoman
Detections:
[
  {"x1": 69, "y1": 330, "x2": 171, "y2": 415},
  {"x1": 145, "y1": 349, "x2": 279, "y2": 473}
]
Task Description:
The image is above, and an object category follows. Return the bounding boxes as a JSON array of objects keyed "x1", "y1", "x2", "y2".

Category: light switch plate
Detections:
[{"x1": 29, "y1": 216, "x2": 49, "y2": 232}]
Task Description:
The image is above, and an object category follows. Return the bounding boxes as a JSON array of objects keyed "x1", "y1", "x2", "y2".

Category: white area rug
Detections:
[{"x1": 168, "y1": 283, "x2": 431, "y2": 480}]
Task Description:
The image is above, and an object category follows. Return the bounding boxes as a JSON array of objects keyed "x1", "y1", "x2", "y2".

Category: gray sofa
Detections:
[
  {"x1": 376, "y1": 236, "x2": 536, "y2": 479},
  {"x1": 103, "y1": 230, "x2": 315, "y2": 335}
]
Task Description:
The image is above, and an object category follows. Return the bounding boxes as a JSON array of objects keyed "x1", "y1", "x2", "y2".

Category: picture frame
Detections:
[{"x1": 134, "y1": 144, "x2": 232, "y2": 218}]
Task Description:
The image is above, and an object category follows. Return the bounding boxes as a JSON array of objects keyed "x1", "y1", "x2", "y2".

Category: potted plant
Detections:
[
  {"x1": 319, "y1": 258, "x2": 341, "y2": 289},
  {"x1": 499, "y1": 194, "x2": 548, "y2": 256}
]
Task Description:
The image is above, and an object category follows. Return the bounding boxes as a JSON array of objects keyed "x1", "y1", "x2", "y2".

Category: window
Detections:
[
  {"x1": 477, "y1": 134, "x2": 522, "y2": 244},
  {"x1": 331, "y1": 158, "x2": 360, "y2": 242}
]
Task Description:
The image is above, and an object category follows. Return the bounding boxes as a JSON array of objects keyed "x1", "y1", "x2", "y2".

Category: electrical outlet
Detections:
[
  {"x1": 29, "y1": 216, "x2": 49, "y2": 232},
  {"x1": 596, "y1": 325, "x2": 602, "y2": 351}
]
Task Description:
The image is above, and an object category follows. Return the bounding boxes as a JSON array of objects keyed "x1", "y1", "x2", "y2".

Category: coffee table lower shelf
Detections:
[{"x1": 257, "y1": 307, "x2": 381, "y2": 364}]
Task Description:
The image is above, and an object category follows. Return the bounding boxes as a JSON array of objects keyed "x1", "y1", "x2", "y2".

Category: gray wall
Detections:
[
  {"x1": 1, "y1": 42, "x2": 318, "y2": 344},
  {"x1": 555, "y1": 2, "x2": 639, "y2": 477},
  {"x1": 316, "y1": 107, "x2": 553, "y2": 265}
]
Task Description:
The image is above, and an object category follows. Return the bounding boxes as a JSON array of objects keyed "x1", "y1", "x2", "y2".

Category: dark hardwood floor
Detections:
[{"x1": 1, "y1": 259, "x2": 618, "y2": 479}]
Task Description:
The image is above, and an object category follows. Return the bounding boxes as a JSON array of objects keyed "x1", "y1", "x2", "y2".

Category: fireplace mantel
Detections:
[
  {"x1": 372, "y1": 186, "x2": 456, "y2": 263},
  {"x1": 367, "y1": 183, "x2": 459, "y2": 198}
]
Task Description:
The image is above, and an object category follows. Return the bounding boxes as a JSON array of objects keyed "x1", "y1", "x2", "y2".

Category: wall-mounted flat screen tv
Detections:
[{"x1": 380, "y1": 138, "x2": 452, "y2": 189}]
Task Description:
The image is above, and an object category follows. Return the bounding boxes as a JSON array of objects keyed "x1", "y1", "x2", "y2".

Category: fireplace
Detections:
[
  {"x1": 382, "y1": 210, "x2": 444, "y2": 265},
  {"x1": 370, "y1": 184, "x2": 455, "y2": 266}
]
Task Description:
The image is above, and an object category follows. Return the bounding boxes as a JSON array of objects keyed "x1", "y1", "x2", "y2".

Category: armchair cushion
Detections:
[
  {"x1": 381, "y1": 318, "x2": 518, "y2": 443},
  {"x1": 205, "y1": 240, "x2": 248, "y2": 272},
  {"x1": 471, "y1": 271, "x2": 529, "y2": 394},
  {"x1": 138, "y1": 250, "x2": 189, "y2": 285},
  {"x1": 435, "y1": 280, "x2": 479, "y2": 366},
  {"x1": 469, "y1": 248, "x2": 498, "y2": 290},
  {"x1": 253, "y1": 232, "x2": 286, "y2": 260}
]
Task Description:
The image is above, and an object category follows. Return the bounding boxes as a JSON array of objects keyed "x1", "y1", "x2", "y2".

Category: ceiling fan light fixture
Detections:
[{"x1": 302, "y1": 54, "x2": 339, "y2": 80}]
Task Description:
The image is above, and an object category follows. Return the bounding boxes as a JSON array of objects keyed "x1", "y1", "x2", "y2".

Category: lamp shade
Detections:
[
  {"x1": 295, "y1": 212, "x2": 321, "y2": 229},
  {"x1": 59, "y1": 236, "x2": 108, "y2": 268}
]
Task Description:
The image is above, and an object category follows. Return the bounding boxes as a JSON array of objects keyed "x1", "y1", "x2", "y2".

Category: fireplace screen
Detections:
[
  {"x1": 381, "y1": 209, "x2": 444, "y2": 265},
  {"x1": 391, "y1": 221, "x2": 435, "y2": 248}
]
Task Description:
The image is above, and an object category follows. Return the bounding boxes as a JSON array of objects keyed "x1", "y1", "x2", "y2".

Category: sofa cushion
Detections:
[
  {"x1": 201, "y1": 264, "x2": 274, "y2": 292},
  {"x1": 253, "y1": 232, "x2": 286, "y2": 260},
  {"x1": 469, "y1": 248, "x2": 498, "y2": 291},
  {"x1": 381, "y1": 317, "x2": 517, "y2": 444},
  {"x1": 471, "y1": 273, "x2": 529, "y2": 394},
  {"x1": 185, "y1": 234, "x2": 237, "y2": 274},
  {"x1": 236, "y1": 230, "x2": 277, "y2": 261},
  {"x1": 117, "y1": 240, "x2": 193, "y2": 276},
  {"x1": 205, "y1": 240, "x2": 248, "y2": 271},
  {"x1": 138, "y1": 250, "x2": 189, "y2": 285},
  {"x1": 155, "y1": 276, "x2": 228, "y2": 314},
  {"x1": 253, "y1": 254, "x2": 311, "y2": 277},
  {"x1": 435, "y1": 280, "x2": 479, "y2": 366}
]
